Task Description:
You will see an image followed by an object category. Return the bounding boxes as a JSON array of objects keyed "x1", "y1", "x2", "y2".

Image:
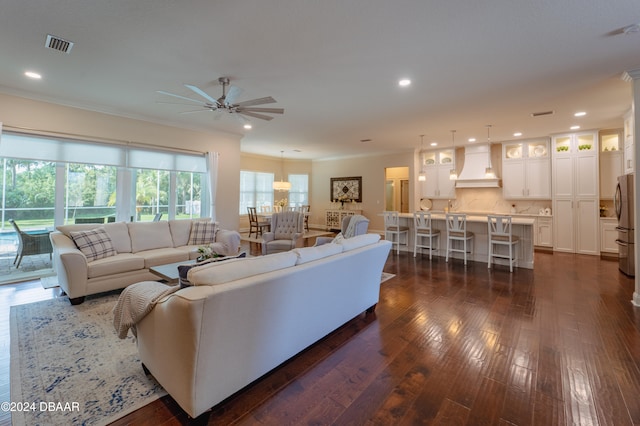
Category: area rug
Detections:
[
  {"x1": 380, "y1": 272, "x2": 396, "y2": 284},
  {"x1": 10, "y1": 292, "x2": 166, "y2": 426}
]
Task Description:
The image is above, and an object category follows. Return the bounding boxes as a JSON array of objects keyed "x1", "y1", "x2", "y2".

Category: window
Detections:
[
  {"x1": 65, "y1": 163, "x2": 117, "y2": 224},
  {"x1": 288, "y1": 174, "x2": 309, "y2": 208},
  {"x1": 240, "y1": 171, "x2": 274, "y2": 214}
]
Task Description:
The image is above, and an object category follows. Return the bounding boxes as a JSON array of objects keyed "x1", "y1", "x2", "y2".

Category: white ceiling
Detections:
[{"x1": 1, "y1": 0, "x2": 639, "y2": 160}]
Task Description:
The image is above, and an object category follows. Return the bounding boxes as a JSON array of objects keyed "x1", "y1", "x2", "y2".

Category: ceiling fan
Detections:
[{"x1": 157, "y1": 77, "x2": 284, "y2": 121}]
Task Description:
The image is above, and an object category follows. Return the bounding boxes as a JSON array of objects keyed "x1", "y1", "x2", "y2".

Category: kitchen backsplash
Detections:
[{"x1": 428, "y1": 187, "x2": 552, "y2": 215}]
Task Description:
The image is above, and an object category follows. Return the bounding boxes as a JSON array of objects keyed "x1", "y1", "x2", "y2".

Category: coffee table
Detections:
[{"x1": 149, "y1": 260, "x2": 195, "y2": 284}]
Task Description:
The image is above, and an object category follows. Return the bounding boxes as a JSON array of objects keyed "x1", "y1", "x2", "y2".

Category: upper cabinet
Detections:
[
  {"x1": 420, "y1": 148, "x2": 456, "y2": 199},
  {"x1": 502, "y1": 138, "x2": 551, "y2": 199},
  {"x1": 624, "y1": 108, "x2": 635, "y2": 174},
  {"x1": 599, "y1": 129, "x2": 623, "y2": 199}
]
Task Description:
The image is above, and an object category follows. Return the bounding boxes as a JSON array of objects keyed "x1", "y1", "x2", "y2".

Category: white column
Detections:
[{"x1": 623, "y1": 69, "x2": 640, "y2": 306}]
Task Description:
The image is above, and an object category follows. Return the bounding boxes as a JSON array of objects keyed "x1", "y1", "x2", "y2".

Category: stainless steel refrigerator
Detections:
[{"x1": 615, "y1": 174, "x2": 635, "y2": 276}]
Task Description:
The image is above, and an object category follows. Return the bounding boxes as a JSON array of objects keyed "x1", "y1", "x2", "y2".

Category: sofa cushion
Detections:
[
  {"x1": 336, "y1": 233, "x2": 381, "y2": 251},
  {"x1": 69, "y1": 227, "x2": 117, "y2": 261},
  {"x1": 103, "y1": 222, "x2": 132, "y2": 253},
  {"x1": 134, "y1": 247, "x2": 190, "y2": 268},
  {"x1": 292, "y1": 243, "x2": 343, "y2": 265},
  {"x1": 128, "y1": 221, "x2": 174, "y2": 253},
  {"x1": 169, "y1": 219, "x2": 196, "y2": 247},
  {"x1": 177, "y1": 252, "x2": 247, "y2": 288},
  {"x1": 188, "y1": 251, "x2": 298, "y2": 286},
  {"x1": 87, "y1": 253, "x2": 145, "y2": 278},
  {"x1": 187, "y1": 221, "x2": 218, "y2": 245}
]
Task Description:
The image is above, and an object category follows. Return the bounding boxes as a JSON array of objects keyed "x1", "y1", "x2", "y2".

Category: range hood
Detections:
[{"x1": 455, "y1": 144, "x2": 501, "y2": 188}]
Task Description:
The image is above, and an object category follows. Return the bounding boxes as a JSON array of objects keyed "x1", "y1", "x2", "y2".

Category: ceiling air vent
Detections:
[
  {"x1": 531, "y1": 110, "x2": 554, "y2": 117},
  {"x1": 45, "y1": 34, "x2": 74, "y2": 53}
]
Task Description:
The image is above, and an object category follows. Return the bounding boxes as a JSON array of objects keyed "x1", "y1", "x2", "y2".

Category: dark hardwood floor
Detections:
[{"x1": 2, "y1": 242, "x2": 640, "y2": 425}]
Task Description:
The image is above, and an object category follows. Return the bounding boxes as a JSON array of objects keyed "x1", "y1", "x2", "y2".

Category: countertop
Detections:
[{"x1": 395, "y1": 212, "x2": 535, "y2": 225}]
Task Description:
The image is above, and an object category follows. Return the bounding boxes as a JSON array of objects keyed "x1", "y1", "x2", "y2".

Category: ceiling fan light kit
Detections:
[{"x1": 158, "y1": 77, "x2": 284, "y2": 123}]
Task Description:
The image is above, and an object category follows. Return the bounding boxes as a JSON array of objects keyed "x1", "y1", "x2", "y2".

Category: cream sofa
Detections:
[
  {"x1": 50, "y1": 219, "x2": 241, "y2": 304},
  {"x1": 133, "y1": 233, "x2": 392, "y2": 420}
]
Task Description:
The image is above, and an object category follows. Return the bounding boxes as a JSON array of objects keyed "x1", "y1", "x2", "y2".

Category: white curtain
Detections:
[{"x1": 206, "y1": 151, "x2": 219, "y2": 221}]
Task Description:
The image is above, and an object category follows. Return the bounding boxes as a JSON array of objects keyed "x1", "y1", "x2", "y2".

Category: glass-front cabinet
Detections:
[
  {"x1": 420, "y1": 148, "x2": 456, "y2": 199},
  {"x1": 502, "y1": 138, "x2": 551, "y2": 199},
  {"x1": 553, "y1": 133, "x2": 595, "y2": 155}
]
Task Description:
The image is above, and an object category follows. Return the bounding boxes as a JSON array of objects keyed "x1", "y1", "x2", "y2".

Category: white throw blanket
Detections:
[
  {"x1": 113, "y1": 281, "x2": 180, "y2": 339},
  {"x1": 344, "y1": 214, "x2": 368, "y2": 238}
]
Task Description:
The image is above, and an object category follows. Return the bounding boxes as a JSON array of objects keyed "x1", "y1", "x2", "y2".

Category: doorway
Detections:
[{"x1": 384, "y1": 167, "x2": 409, "y2": 213}]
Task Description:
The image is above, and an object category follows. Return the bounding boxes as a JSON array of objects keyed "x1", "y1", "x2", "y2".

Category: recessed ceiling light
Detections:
[
  {"x1": 513, "y1": 132, "x2": 522, "y2": 137},
  {"x1": 398, "y1": 79, "x2": 411, "y2": 87},
  {"x1": 430, "y1": 142, "x2": 437, "y2": 146},
  {"x1": 243, "y1": 124, "x2": 252, "y2": 130},
  {"x1": 574, "y1": 111, "x2": 586, "y2": 117},
  {"x1": 570, "y1": 125, "x2": 580, "y2": 130},
  {"x1": 468, "y1": 138, "x2": 476, "y2": 143},
  {"x1": 24, "y1": 71, "x2": 42, "y2": 79}
]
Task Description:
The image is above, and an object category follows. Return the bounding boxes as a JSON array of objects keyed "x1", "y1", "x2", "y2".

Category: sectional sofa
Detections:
[
  {"x1": 50, "y1": 219, "x2": 241, "y2": 304},
  {"x1": 129, "y1": 233, "x2": 392, "y2": 420}
]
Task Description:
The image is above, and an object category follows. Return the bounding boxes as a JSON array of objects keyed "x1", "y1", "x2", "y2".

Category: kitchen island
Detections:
[{"x1": 391, "y1": 212, "x2": 535, "y2": 269}]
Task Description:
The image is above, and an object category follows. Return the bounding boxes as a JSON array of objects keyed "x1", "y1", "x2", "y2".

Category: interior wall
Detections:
[
  {"x1": 311, "y1": 151, "x2": 414, "y2": 232},
  {"x1": 0, "y1": 93, "x2": 242, "y2": 229}
]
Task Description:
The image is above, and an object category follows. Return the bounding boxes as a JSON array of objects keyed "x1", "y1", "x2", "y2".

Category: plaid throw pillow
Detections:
[
  {"x1": 70, "y1": 227, "x2": 117, "y2": 262},
  {"x1": 188, "y1": 221, "x2": 217, "y2": 245}
]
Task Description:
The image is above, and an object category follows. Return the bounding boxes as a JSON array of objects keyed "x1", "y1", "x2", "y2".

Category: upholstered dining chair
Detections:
[
  {"x1": 315, "y1": 214, "x2": 369, "y2": 246},
  {"x1": 247, "y1": 207, "x2": 270, "y2": 238},
  {"x1": 9, "y1": 219, "x2": 53, "y2": 268},
  {"x1": 262, "y1": 211, "x2": 305, "y2": 255},
  {"x1": 487, "y1": 215, "x2": 519, "y2": 272},
  {"x1": 414, "y1": 211, "x2": 440, "y2": 259},
  {"x1": 383, "y1": 211, "x2": 409, "y2": 255}
]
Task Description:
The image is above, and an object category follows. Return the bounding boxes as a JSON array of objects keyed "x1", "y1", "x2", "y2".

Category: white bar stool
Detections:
[
  {"x1": 383, "y1": 211, "x2": 409, "y2": 255},
  {"x1": 445, "y1": 213, "x2": 474, "y2": 265},
  {"x1": 487, "y1": 215, "x2": 519, "y2": 272},
  {"x1": 413, "y1": 211, "x2": 440, "y2": 259}
]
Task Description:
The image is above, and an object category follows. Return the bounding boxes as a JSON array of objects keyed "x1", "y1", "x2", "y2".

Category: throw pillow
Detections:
[
  {"x1": 178, "y1": 252, "x2": 247, "y2": 288},
  {"x1": 188, "y1": 221, "x2": 218, "y2": 245},
  {"x1": 70, "y1": 227, "x2": 117, "y2": 262}
]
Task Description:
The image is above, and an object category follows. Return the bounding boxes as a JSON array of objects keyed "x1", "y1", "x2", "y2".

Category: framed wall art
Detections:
[{"x1": 330, "y1": 176, "x2": 362, "y2": 202}]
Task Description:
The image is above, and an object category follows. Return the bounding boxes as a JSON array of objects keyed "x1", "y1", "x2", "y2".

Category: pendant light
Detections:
[
  {"x1": 418, "y1": 135, "x2": 426, "y2": 182},
  {"x1": 485, "y1": 125, "x2": 495, "y2": 178},
  {"x1": 273, "y1": 150, "x2": 291, "y2": 191},
  {"x1": 449, "y1": 130, "x2": 458, "y2": 180}
]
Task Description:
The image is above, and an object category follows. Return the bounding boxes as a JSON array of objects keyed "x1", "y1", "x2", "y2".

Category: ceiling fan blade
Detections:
[
  {"x1": 238, "y1": 107, "x2": 284, "y2": 114},
  {"x1": 235, "y1": 96, "x2": 277, "y2": 107},
  {"x1": 184, "y1": 84, "x2": 220, "y2": 106},
  {"x1": 156, "y1": 90, "x2": 204, "y2": 105},
  {"x1": 238, "y1": 111, "x2": 274, "y2": 121},
  {"x1": 179, "y1": 109, "x2": 209, "y2": 114},
  {"x1": 224, "y1": 85, "x2": 244, "y2": 106}
]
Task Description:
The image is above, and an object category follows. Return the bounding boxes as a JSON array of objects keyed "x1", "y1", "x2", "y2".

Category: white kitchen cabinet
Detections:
[
  {"x1": 600, "y1": 217, "x2": 618, "y2": 254},
  {"x1": 502, "y1": 139, "x2": 551, "y2": 199},
  {"x1": 535, "y1": 216, "x2": 553, "y2": 248},
  {"x1": 420, "y1": 149, "x2": 456, "y2": 199},
  {"x1": 624, "y1": 108, "x2": 635, "y2": 174},
  {"x1": 599, "y1": 129, "x2": 623, "y2": 199},
  {"x1": 552, "y1": 132, "x2": 600, "y2": 255}
]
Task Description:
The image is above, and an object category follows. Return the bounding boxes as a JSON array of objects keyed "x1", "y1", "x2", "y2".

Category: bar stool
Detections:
[
  {"x1": 445, "y1": 213, "x2": 474, "y2": 265},
  {"x1": 487, "y1": 215, "x2": 519, "y2": 272},
  {"x1": 383, "y1": 211, "x2": 409, "y2": 255},
  {"x1": 413, "y1": 211, "x2": 440, "y2": 259}
]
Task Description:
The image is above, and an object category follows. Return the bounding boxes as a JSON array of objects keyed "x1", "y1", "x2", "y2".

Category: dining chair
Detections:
[
  {"x1": 487, "y1": 215, "x2": 519, "y2": 272},
  {"x1": 383, "y1": 211, "x2": 409, "y2": 255},
  {"x1": 247, "y1": 207, "x2": 270, "y2": 238},
  {"x1": 445, "y1": 213, "x2": 474, "y2": 265},
  {"x1": 9, "y1": 219, "x2": 53, "y2": 268},
  {"x1": 413, "y1": 211, "x2": 440, "y2": 259}
]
